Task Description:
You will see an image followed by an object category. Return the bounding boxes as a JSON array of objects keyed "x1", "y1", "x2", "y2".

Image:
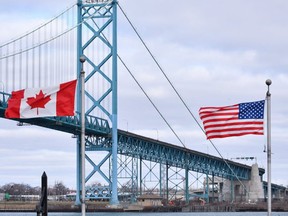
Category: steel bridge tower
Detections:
[{"x1": 76, "y1": 0, "x2": 119, "y2": 205}]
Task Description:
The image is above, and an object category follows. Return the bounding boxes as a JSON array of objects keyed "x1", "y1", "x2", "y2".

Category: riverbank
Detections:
[
  {"x1": 183, "y1": 201, "x2": 288, "y2": 212},
  {"x1": 1, "y1": 200, "x2": 288, "y2": 212},
  {"x1": 0, "y1": 201, "x2": 182, "y2": 213},
  {"x1": 0, "y1": 201, "x2": 108, "y2": 212}
]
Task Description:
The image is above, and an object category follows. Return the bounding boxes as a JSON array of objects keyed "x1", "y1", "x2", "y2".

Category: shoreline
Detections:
[{"x1": 1, "y1": 201, "x2": 288, "y2": 213}]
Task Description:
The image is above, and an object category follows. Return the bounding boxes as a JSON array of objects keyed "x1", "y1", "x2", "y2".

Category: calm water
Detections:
[{"x1": 0, "y1": 213, "x2": 287, "y2": 216}]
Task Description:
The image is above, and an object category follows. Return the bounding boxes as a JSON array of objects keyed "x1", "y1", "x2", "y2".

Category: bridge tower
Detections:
[{"x1": 76, "y1": 0, "x2": 119, "y2": 205}]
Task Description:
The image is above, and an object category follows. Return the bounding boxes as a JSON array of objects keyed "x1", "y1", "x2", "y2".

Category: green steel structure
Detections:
[
  {"x1": 0, "y1": 92, "x2": 265, "y2": 203},
  {"x1": 76, "y1": 0, "x2": 119, "y2": 205}
]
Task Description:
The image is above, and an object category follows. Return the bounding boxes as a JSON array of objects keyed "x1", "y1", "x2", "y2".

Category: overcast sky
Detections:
[{"x1": 1, "y1": 0, "x2": 288, "y2": 189}]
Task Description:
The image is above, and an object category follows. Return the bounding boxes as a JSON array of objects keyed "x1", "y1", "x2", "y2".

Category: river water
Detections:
[{"x1": 0, "y1": 213, "x2": 287, "y2": 216}]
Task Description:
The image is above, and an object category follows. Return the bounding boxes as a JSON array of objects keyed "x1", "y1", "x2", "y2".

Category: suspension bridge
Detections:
[{"x1": 0, "y1": 0, "x2": 281, "y2": 207}]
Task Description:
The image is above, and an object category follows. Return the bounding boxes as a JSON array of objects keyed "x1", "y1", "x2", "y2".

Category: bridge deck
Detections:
[
  {"x1": 118, "y1": 130, "x2": 265, "y2": 180},
  {"x1": 0, "y1": 92, "x2": 110, "y2": 136}
]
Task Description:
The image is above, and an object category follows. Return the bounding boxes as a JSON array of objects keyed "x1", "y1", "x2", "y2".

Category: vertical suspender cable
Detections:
[
  {"x1": 12, "y1": 42, "x2": 15, "y2": 90},
  {"x1": 56, "y1": 18, "x2": 59, "y2": 83},
  {"x1": 26, "y1": 36, "x2": 29, "y2": 88},
  {"x1": 6, "y1": 46, "x2": 8, "y2": 91},
  {"x1": 19, "y1": 39, "x2": 22, "y2": 89},
  {"x1": 44, "y1": 24, "x2": 48, "y2": 87},
  {"x1": 61, "y1": 13, "x2": 64, "y2": 82},
  {"x1": 39, "y1": 29, "x2": 42, "y2": 87},
  {"x1": 72, "y1": 6, "x2": 76, "y2": 80},
  {"x1": 52, "y1": 21, "x2": 55, "y2": 85},
  {"x1": 49, "y1": 21, "x2": 53, "y2": 86},
  {"x1": 32, "y1": 33, "x2": 35, "y2": 88},
  {"x1": 118, "y1": 3, "x2": 250, "y2": 194},
  {"x1": 57, "y1": 17, "x2": 60, "y2": 83},
  {"x1": 66, "y1": 10, "x2": 70, "y2": 81}
]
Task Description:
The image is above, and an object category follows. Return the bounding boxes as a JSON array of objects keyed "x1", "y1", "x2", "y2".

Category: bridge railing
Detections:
[
  {"x1": 0, "y1": 91, "x2": 111, "y2": 136},
  {"x1": 49, "y1": 112, "x2": 111, "y2": 135}
]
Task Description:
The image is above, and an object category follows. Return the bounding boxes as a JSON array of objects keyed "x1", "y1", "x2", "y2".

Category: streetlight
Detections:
[
  {"x1": 153, "y1": 128, "x2": 159, "y2": 140},
  {"x1": 266, "y1": 78, "x2": 272, "y2": 216},
  {"x1": 79, "y1": 55, "x2": 86, "y2": 216}
]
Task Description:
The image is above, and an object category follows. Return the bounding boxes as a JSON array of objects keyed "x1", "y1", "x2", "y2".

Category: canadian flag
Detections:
[{"x1": 5, "y1": 80, "x2": 77, "y2": 119}]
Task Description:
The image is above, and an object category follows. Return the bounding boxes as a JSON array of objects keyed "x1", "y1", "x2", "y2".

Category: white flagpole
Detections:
[
  {"x1": 266, "y1": 79, "x2": 272, "y2": 216},
  {"x1": 80, "y1": 56, "x2": 86, "y2": 216}
]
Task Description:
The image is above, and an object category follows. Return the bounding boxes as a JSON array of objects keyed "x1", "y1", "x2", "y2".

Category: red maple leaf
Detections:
[{"x1": 26, "y1": 90, "x2": 51, "y2": 115}]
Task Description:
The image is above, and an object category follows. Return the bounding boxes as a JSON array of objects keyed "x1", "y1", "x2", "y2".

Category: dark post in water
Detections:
[{"x1": 36, "y1": 171, "x2": 48, "y2": 216}]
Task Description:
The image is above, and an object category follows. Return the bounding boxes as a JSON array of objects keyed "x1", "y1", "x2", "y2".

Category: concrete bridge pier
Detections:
[{"x1": 205, "y1": 163, "x2": 264, "y2": 203}]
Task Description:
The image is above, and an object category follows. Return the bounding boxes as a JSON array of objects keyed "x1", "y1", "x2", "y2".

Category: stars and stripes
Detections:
[{"x1": 199, "y1": 100, "x2": 265, "y2": 139}]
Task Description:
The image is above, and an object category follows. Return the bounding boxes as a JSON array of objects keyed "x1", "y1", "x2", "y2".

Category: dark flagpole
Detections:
[{"x1": 266, "y1": 79, "x2": 272, "y2": 216}]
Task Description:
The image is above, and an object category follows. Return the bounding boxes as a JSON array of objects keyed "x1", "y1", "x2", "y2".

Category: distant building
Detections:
[
  {"x1": 0, "y1": 193, "x2": 10, "y2": 201},
  {"x1": 136, "y1": 194, "x2": 163, "y2": 207},
  {"x1": 125, "y1": 194, "x2": 163, "y2": 211}
]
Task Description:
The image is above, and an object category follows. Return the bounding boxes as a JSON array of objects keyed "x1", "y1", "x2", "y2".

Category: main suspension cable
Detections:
[
  {"x1": 118, "y1": 54, "x2": 186, "y2": 148},
  {"x1": 118, "y1": 2, "x2": 249, "y2": 193}
]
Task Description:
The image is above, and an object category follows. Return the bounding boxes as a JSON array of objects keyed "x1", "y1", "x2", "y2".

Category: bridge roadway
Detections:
[{"x1": 0, "y1": 91, "x2": 264, "y2": 180}]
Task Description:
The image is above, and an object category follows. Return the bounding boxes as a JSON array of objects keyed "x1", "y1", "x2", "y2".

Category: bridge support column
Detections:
[
  {"x1": 230, "y1": 176, "x2": 234, "y2": 203},
  {"x1": 110, "y1": 0, "x2": 119, "y2": 206},
  {"x1": 248, "y1": 163, "x2": 265, "y2": 202},
  {"x1": 185, "y1": 168, "x2": 189, "y2": 203},
  {"x1": 205, "y1": 174, "x2": 209, "y2": 203},
  {"x1": 131, "y1": 157, "x2": 138, "y2": 203},
  {"x1": 75, "y1": 0, "x2": 120, "y2": 206},
  {"x1": 139, "y1": 157, "x2": 143, "y2": 196},
  {"x1": 166, "y1": 165, "x2": 169, "y2": 201},
  {"x1": 160, "y1": 163, "x2": 167, "y2": 200},
  {"x1": 212, "y1": 173, "x2": 214, "y2": 203}
]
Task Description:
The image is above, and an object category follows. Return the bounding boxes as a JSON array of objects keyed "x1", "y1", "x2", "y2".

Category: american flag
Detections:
[{"x1": 199, "y1": 100, "x2": 265, "y2": 139}]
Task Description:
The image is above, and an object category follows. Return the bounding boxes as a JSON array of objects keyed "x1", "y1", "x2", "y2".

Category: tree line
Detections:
[{"x1": 0, "y1": 181, "x2": 70, "y2": 196}]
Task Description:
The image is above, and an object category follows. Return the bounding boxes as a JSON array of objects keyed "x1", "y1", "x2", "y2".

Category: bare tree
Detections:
[{"x1": 51, "y1": 181, "x2": 69, "y2": 195}]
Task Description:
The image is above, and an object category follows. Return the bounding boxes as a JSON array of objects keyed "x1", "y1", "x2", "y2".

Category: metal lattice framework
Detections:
[
  {"x1": 0, "y1": 91, "x2": 266, "y2": 203},
  {"x1": 76, "y1": 0, "x2": 119, "y2": 205},
  {"x1": 117, "y1": 130, "x2": 264, "y2": 180}
]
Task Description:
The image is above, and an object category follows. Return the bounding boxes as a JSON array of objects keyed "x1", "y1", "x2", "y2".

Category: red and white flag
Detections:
[
  {"x1": 5, "y1": 80, "x2": 77, "y2": 119},
  {"x1": 199, "y1": 100, "x2": 265, "y2": 139}
]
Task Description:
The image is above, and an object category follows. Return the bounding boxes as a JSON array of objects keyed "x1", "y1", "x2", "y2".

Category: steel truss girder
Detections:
[
  {"x1": 1, "y1": 90, "x2": 265, "y2": 187},
  {"x1": 117, "y1": 130, "x2": 265, "y2": 180},
  {"x1": 1, "y1": 91, "x2": 265, "y2": 183},
  {"x1": 166, "y1": 166, "x2": 185, "y2": 201},
  {"x1": 117, "y1": 155, "x2": 138, "y2": 202},
  {"x1": 263, "y1": 181, "x2": 286, "y2": 198}
]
